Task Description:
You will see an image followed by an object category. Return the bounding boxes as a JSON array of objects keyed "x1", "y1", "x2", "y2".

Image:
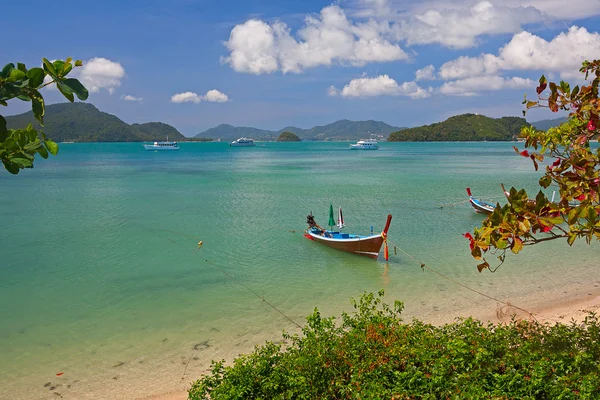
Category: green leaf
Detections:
[
  {"x1": 2, "y1": 159, "x2": 19, "y2": 174},
  {"x1": 42, "y1": 58, "x2": 57, "y2": 77},
  {"x1": 0, "y1": 115, "x2": 7, "y2": 141},
  {"x1": 567, "y1": 232, "x2": 577, "y2": 246},
  {"x1": 27, "y1": 68, "x2": 45, "y2": 88},
  {"x1": 75, "y1": 60, "x2": 83, "y2": 67},
  {"x1": 56, "y1": 82, "x2": 74, "y2": 102},
  {"x1": 17, "y1": 62, "x2": 27, "y2": 72},
  {"x1": 8, "y1": 68, "x2": 26, "y2": 82},
  {"x1": 52, "y1": 60, "x2": 65, "y2": 77},
  {"x1": 38, "y1": 144, "x2": 49, "y2": 159},
  {"x1": 10, "y1": 157, "x2": 34, "y2": 168},
  {"x1": 1, "y1": 63, "x2": 15, "y2": 78},
  {"x1": 45, "y1": 139, "x2": 59, "y2": 155},
  {"x1": 32, "y1": 96, "x2": 45, "y2": 125},
  {"x1": 62, "y1": 78, "x2": 89, "y2": 101}
]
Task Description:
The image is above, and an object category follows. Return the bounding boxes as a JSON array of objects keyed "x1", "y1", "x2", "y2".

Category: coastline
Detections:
[{"x1": 144, "y1": 290, "x2": 600, "y2": 400}]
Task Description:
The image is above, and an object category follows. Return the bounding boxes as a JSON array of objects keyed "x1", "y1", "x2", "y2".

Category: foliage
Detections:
[
  {"x1": 5, "y1": 103, "x2": 186, "y2": 142},
  {"x1": 189, "y1": 291, "x2": 600, "y2": 399},
  {"x1": 277, "y1": 131, "x2": 301, "y2": 142},
  {"x1": 467, "y1": 60, "x2": 600, "y2": 272},
  {"x1": 0, "y1": 58, "x2": 88, "y2": 174},
  {"x1": 388, "y1": 114, "x2": 528, "y2": 142}
]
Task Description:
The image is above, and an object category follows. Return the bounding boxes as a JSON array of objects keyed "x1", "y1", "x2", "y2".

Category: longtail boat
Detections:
[
  {"x1": 466, "y1": 188, "x2": 495, "y2": 214},
  {"x1": 304, "y1": 211, "x2": 392, "y2": 259}
]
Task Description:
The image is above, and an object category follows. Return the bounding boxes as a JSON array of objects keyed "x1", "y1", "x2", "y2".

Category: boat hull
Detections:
[
  {"x1": 143, "y1": 145, "x2": 179, "y2": 151},
  {"x1": 230, "y1": 138, "x2": 255, "y2": 147},
  {"x1": 468, "y1": 197, "x2": 494, "y2": 214},
  {"x1": 305, "y1": 230, "x2": 385, "y2": 258}
]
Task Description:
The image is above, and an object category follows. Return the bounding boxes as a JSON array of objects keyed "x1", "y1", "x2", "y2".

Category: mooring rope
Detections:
[{"x1": 385, "y1": 238, "x2": 538, "y2": 322}]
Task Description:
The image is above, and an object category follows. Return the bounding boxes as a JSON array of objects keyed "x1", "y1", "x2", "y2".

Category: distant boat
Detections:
[
  {"x1": 466, "y1": 188, "x2": 495, "y2": 214},
  {"x1": 350, "y1": 139, "x2": 379, "y2": 150},
  {"x1": 304, "y1": 210, "x2": 392, "y2": 259},
  {"x1": 230, "y1": 138, "x2": 255, "y2": 147},
  {"x1": 144, "y1": 137, "x2": 179, "y2": 151}
]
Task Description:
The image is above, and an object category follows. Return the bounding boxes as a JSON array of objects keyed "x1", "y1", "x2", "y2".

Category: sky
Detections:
[{"x1": 3, "y1": 0, "x2": 600, "y2": 136}]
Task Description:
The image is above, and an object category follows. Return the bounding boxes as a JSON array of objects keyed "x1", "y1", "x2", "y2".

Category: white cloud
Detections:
[
  {"x1": 439, "y1": 75, "x2": 534, "y2": 96},
  {"x1": 332, "y1": 74, "x2": 431, "y2": 99},
  {"x1": 121, "y1": 95, "x2": 142, "y2": 101},
  {"x1": 415, "y1": 65, "x2": 436, "y2": 81},
  {"x1": 439, "y1": 26, "x2": 600, "y2": 80},
  {"x1": 223, "y1": 5, "x2": 408, "y2": 74},
  {"x1": 203, "y1": 89, "x2": 229, "y2": 103},
  {"x1": 77, "y1": 58, "x2": 125, "y2": 94},
  {"x1": 171, "y1": 92, "x2": 202, "y2": 103},
  {"x1": 171, "y1": 90, "x2": 229, "y2": 104}
]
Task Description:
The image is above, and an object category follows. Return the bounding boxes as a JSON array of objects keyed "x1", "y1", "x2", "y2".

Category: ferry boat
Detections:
[
  {"x1": 350, "y1": 139, "x2": 379, "y2": 150},
  {"x1": 230, "y1": 137, "x2": 255, "y2": 147},
  {"x1": 143, "y1": 138, "x2": 179, "y2": 151}
]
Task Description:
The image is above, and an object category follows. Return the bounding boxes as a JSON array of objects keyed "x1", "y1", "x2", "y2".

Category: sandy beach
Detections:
[{"x1": 143, "y1": 291, "x2": 600, "y2": 400}]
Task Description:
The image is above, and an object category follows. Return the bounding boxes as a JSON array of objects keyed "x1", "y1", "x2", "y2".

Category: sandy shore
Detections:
[{"x1": 142, "y1": 292, "x2": 600, "y2": 400}]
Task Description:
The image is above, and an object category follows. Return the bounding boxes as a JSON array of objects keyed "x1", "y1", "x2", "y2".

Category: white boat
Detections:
[
  {"x1": 350, "y1": 139, "x2": 379, "y2": 150},
  {"x1": 143, "y1": 138, "x2": 179, "y2": 151},
  {"x1": 230, "y1": 137, "x2": 255, "y2": 147}
]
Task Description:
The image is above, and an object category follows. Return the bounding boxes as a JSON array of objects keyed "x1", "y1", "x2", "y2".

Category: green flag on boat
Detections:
[{"x1": 328, "y1": 204, "x2": 335, "y2": 228}]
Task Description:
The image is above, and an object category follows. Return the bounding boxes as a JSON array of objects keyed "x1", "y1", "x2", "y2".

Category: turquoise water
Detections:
[{"x1": 1, "y1": 142, "x2": 599, "y2": 399}]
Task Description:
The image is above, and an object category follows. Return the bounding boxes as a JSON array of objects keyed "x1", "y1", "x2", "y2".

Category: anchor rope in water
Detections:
[
  {"x1": 149, "y1": 227, "x2": 304, "y2": 381},
  {"x1": 156, "y1": 229, "x2": 303, "y2": 330},
  {"x1": 385, "y1": 238, "x2": 538, "y2": 322}
]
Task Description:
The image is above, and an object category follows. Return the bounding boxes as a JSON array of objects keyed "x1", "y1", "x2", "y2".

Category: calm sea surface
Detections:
[{"x1": 1, "y1": 141, "x2": 599, "y2": 399}]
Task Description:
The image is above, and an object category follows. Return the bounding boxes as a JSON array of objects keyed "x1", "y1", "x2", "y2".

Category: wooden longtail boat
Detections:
[
  {"x1": 304, "y1": 213, "x2": 392, "y2": 259},
  {"x1": 466, "y1": 188, "x2": 495, "y2": 214}
]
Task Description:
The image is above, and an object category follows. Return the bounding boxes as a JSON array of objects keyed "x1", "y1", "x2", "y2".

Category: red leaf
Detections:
[
  {"x1": 542, "y1": 225, "x2": 553, "y2": 233},
  {"x1": 536, "y1": 83, "x2": 547, "y2": 94},
  {"x1": 520, "y1": 150, "x2": 530, "y2": 157},
  {"x1": 463, "y1": 232, "x2": 473, "y2": 240},
  {"x1": 588, "y1": 120, "x2": 597, "y2": 131},
  {"x1": 576, "y1": 194, "x2": 585, "y2": 201},
  {"x1": 56, "y1": 372, "x2": 64, "y2": 376},
  {"x1": 552, "y1": 158, "x2": 561, "y2": 167}
]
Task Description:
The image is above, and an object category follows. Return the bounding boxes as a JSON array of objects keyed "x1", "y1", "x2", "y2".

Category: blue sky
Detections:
[{"x1": 3, "y1": 0, "x2": 600, "y2": 136}]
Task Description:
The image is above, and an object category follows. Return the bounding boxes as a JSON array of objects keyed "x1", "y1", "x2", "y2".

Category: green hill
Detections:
[
  {"x1": 195, "y1": 120, "x2": 403, "y2": 141},
  {"x1": 277, "y1": 131, "x2": 300, "y2": 142},
  {"x1": 5, "y1": 102, "x2": 185, "y2": 142},
  {"x1": 530, "y1": 116, "x2": 568, "y2": 131},
  {"x1": 388, "y1": 114, "x2": 529, "y2": 142}
]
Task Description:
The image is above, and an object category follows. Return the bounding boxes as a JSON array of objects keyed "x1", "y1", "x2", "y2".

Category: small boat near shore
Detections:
[
  {"x1": 230, "y1": 138, "x2": 255, "y2": 147},
  {"x1": 466, "y1": 188, "x2": 495, "y2": 214},
  {"x1": 144, "y1": 138, "x2": 179, "y2": 151},
  {"x1": 304, "y1": 208, "x2": 392, "y2": 259},
  {"x1": 350, "y1": 139, "x2": 379, "y2": 150}
]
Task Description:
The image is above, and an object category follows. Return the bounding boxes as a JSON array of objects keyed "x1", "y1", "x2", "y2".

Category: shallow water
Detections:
[{"x1": 1, "y1": 141, "x2": 599, "y2": 399}]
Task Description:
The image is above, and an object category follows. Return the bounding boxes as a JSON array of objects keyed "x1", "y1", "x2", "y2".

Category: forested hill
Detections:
[
  {"x1": 388, "y1": 114, "x2": 529, "y2": 142},
  {"x1": 196, "y1": 119, "x2": 403, "y2": 141},
  {"x1": 5, "y1": 103, "x2": 185, "y2": 142}
]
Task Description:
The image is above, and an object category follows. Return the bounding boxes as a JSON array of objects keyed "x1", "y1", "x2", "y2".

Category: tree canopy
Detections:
[
  {"x1": 0, "y1": 58, "x2": 88, "y2": 174},
  {"x1": 388, "y1": 114, "x2": 528, "y2": 142},
  {"x1": 277, "y1": 131, "x2": 301, "y2": 142},
  {"x1": 467, "y1": 60, "x2": 600, "y2": 272}
]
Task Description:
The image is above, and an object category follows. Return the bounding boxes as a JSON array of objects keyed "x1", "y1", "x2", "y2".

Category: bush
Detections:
[{"x1": 189, "y1": 291, "x2": 600, "y2": 399}]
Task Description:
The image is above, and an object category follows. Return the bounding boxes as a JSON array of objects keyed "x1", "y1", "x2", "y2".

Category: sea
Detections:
[{"x1": 1, "y1": 141, "x2": 599, "y2": 400}]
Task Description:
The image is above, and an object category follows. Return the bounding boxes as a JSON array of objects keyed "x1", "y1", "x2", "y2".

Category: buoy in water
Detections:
[{"x1": 197, "y1": 241, "x2": 203, "y2": 248}]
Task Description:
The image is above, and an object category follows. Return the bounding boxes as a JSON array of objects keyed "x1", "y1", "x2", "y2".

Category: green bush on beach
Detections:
[{"x1": 189, "y1": 290, "x2": 600, "y2": 399}]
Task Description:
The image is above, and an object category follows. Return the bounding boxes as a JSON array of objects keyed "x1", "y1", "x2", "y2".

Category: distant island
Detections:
[
  {"x1": 277, "y1": 131, "x2": 300, "y2": 142},
  {"x1": 4, "y1": 102, "x2": 567, "y2": 143},
  {"x1": 388, "y1": 114, "x2": 530, "y2": 142}
]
